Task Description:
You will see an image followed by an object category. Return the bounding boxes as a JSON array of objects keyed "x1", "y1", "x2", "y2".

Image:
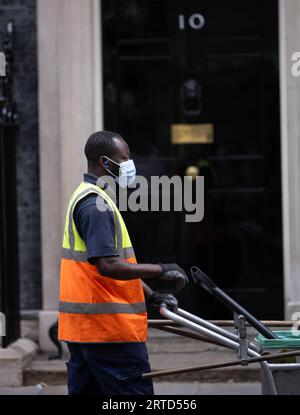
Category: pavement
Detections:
[
  {"x1": 0, "y1": 382, "x2": 261, "y2": 396},
  {"x1": 0, "y1": 327, "x2": 264, "y2": 395},
  {"x1": 22, "y1": 328, "x2": 261, "y2": 385}
]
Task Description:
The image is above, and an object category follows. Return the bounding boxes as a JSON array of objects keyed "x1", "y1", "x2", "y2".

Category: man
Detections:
[{"x1": 58, "y1": 131, "x2": 189, "y2": 395}]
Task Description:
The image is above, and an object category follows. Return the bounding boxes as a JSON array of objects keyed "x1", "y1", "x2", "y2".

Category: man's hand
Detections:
[
  {"x1": 148, "y1": 292, "x2": 178, "y2": 312},
  {"x1": 158, "y1": 263, "x2": 189, "y2": 291}
]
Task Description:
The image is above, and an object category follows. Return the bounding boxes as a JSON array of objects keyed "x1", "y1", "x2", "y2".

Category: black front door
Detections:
[{"x1": 102, "y1": 0, "x2": 283, "y2": 319}]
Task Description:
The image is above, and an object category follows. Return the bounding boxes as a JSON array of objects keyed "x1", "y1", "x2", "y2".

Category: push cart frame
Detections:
[
  {"x1": 143, "y1": 269, "x2": 300, "y2": 395},
  {"x1": 147, "y1": 308, "x2": 300, "y2": 395}
]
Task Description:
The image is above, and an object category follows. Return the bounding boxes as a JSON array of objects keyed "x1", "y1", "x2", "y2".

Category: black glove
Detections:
[
  {"x1": 149, "y1": 292, "x2": 178, "y2": 312},
  {"x1": 158, "y1": 263, "x2": 189, "y2": 292}
]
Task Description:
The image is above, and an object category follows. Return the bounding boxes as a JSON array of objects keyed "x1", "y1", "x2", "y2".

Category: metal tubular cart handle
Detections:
[
  {"x1": 143, "y1": 281, "x2": 260, "y2": 352},
  {"x1": 190, "y1": 266, "x2": 279, "y2": 340},
  {"x1": 143, "y1": 281, "x2": 276, "y2": 394},
  {"x1": 176, "y1": 308, "x2": 261, "y2": 354},
  {"x1": 159, "y1": 304, "x2": 277, "y2": 394}
]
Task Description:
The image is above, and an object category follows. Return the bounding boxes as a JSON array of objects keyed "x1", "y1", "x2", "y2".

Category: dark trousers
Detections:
[{"x1": 67, "y1": 342, "x2": 154, "y2": 396}]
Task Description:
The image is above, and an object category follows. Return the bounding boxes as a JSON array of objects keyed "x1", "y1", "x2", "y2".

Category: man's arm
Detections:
[
  {"x1": 97, "y1": 258, "x2": 179, "y2": 310},
  {"x1": 75, "y1": 195, "x2": 188, "y2": 290},
  {"x1": 95, "y1": 256, "x2": 162, "y2": 281},
  {"x1": 96, "y1": 257, "x2": 189, "y2": 293}
]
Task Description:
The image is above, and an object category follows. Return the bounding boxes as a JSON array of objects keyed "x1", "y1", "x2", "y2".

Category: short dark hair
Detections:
[{"x1": 84, "y1": 131, "x2": 122, "y2": 165}]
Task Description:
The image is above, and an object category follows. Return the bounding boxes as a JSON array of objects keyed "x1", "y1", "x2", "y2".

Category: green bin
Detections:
[
  {"x1": 255, "y1": 330, "x2": 300, "y2": 395},
  {"x1": 256, "y1": 330, "x2": 300, "y2": 361}
]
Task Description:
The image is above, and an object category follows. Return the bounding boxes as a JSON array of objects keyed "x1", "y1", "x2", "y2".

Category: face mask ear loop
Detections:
[
  {"x1": 100, "y1": 156, "x2": 120, "y2": 179},
  {"x1": 104, "y1": 166, "x2": 118, "y2": 180}
]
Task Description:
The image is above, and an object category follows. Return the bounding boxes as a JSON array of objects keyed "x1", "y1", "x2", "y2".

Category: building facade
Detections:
[{"x1": 1, "y1": 0, "x2": 300, "y2": 351}]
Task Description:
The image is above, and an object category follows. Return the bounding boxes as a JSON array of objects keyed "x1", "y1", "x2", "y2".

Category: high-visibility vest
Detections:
[{"x1": 58, "y1": 181, "x2": 148, "y2": 343}]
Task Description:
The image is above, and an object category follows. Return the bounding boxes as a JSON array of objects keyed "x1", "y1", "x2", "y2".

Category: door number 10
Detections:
[{"x1": 178, "y1": 14, "x2": 206, "y2": 30}]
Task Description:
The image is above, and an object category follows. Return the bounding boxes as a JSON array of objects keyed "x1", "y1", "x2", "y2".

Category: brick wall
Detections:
[{"x1": 0, "y1": 0, "x2": 41, "y2": 310}]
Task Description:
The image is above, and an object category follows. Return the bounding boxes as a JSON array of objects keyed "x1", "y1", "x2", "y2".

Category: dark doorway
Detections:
[{"x1": 101, "y1": 0, "x2": 283, "y2": 319}]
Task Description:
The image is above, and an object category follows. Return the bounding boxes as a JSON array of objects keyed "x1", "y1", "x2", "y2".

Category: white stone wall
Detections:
[
  {"x1": 35, "y1": 0, "x2": 300, "y2": 353},
  {"x1": 37, "y1": 0, "x2": 103, "y2": 351},
  {"x1": 280, "y1": 0, "x2": 300, "y2": 319}
]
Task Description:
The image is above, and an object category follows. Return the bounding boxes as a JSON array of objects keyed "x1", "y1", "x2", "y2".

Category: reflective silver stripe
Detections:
[
  {"x1": 59, "y1": 301, "x2": 146, "y2": 315},
  {"x1": 61, "y1": 248, "x2": 87, "y2": 262},
  {"x1": 61, "y1": 247, "x2": 134, "y2": 261},
  {"x1": 119, "y1": 246, "x2": 135, "y2": 259}
]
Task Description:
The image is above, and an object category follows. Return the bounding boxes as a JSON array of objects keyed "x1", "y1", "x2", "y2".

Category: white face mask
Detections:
[{"x1": 102, "y1": 156, "x2": 136, "y2": 188}]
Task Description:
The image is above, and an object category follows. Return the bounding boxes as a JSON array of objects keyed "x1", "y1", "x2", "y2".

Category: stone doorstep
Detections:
[{"x1": 0, "y1": 339, "x2": 38, "y2": 387}]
